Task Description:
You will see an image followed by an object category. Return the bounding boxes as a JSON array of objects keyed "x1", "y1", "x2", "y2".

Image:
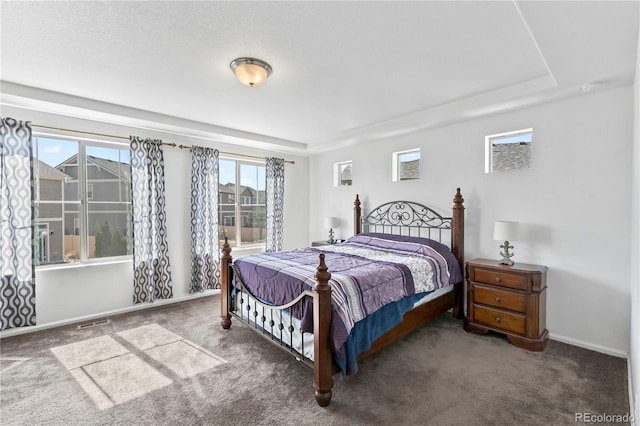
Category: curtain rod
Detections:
[
  {"x1": 32, "y1": 124, "x2": 296, "y2": 164},
  {"x1": 162, "y1": 142, "x2": 295, "y2": 164}
]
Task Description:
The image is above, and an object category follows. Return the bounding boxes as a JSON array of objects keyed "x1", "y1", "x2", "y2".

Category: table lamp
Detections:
[
  {"x1": 494, "y1": 221, "x2": 518, "y2": 266},
  {"x1": 325, "y1": 217, "x2": 339, "y2": 244}
]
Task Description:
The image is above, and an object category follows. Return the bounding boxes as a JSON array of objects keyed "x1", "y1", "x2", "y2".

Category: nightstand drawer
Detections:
[
  {"x1": 474, "y1": 305, "x2": 526, "y2": 335},
  {"x1": 474, "y1": 268, "x2": 526, "y2": 291},
  {"x1": 473, "y1": 284, "x2": 526, "y2": 313}
]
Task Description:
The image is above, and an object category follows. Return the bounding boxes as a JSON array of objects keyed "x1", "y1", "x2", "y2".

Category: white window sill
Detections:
[
  {"x1": 36, "y1": 257, "x2": 133, "y2": 271},
  {"x1": 229, "y1": 246, "x2": 265, "y2": 258}
]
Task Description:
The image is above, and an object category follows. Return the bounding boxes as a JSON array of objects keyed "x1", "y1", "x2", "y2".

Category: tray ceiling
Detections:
[{"x1": 1, "y1": 1, "x2": 638, "y2": 154}]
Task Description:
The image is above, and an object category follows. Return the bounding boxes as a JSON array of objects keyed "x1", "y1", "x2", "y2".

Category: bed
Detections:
[{"x1": 219, "y1": 188, "x2": 465, "y2": 406}]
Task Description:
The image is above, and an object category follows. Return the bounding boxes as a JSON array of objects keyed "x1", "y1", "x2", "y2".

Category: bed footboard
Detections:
[{"x1": 219, "y1": 239, "x2": 334, "y2": 407}]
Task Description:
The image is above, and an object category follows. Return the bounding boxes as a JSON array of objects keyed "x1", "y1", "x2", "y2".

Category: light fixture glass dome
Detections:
[{"x1": 230, "y1": 57, "x2": 272, "y2": 87}]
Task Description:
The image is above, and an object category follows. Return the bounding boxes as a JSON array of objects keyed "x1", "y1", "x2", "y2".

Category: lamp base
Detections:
[
  {"x1": 498, "y1": 240, "x2": 514, "y2": 266},
  {"x1": 498, "y1": 258, "x2": 515, "y2": 266},
  {"x1": 327, "y1": 228, "x2": 335, "y2": 244}
]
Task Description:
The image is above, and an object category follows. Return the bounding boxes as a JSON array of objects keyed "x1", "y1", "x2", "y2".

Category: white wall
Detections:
[
  {"x1": 310, "y1": 86, "x2": 634, "y2": 356},
  {"x1": 0, "y1": 106, "x2": 310, "y2": 331},
  {"x1": 629, "y1": 7, "x2": 640, "y2": 420}
]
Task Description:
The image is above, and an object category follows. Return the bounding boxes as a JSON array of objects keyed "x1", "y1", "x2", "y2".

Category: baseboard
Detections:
[
  {"x1": 549, "y1": 332, "x2": 628, "y2": 358},
  {"x1": 0, "y1": 290, "x2": 219, "y2": 339}
]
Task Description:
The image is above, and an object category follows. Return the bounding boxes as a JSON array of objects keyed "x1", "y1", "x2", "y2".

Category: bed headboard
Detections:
[{"x1": 353, "y1": 188, "x2": 465, "y2": 278}]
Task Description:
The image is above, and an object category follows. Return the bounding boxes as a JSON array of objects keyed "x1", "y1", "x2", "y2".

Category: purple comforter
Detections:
[{"x1": 232, "y1": 233, "x2": 461, "y2": 368}]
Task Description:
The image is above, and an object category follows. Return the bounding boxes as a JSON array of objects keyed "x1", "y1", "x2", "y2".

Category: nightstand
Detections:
[
  {"x1": 311, "y1": 240, "x2": 340, "y2": 247},
  {"x1": 464, "y1": 258, "x2": 549, "y2": 351}
]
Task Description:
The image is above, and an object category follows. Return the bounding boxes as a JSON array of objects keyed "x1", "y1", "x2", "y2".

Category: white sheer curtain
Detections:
[
  {"x1": 130, "y1": 136, "x2": 173, "y2": 303},
  {"x1": 189, "y1": 146, "x2": 220, "y2": 292},
  {"x1": 1, "y1": 117, "x2": 36, "y2": 330}
]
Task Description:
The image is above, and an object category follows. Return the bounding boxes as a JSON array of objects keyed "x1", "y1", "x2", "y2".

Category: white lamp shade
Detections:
[
  {"x1": 325, "y1": 217, "x2": 339, "y2": 229},
  {"x1": 493, "y1": 221, "x2": 518, "y2": 241}
]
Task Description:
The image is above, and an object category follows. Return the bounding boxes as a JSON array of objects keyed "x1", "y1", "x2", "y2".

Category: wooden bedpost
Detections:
[
  {"x1": 220, "y1": 237, "x2": 233, "y2": 329},
  {"x1": 452, "y1": 188, "x2": 465, "y2": 319},
  {"x1": 354, "y1": 194, "x2": 361, "y2": 235},
  {"x1": 313, "y1": 253, "x2": 333, "y2": 407}
]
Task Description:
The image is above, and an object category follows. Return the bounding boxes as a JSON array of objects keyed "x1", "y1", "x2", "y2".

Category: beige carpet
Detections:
[
  {"x1": 48, "y1": 323, "x2": 226, "y2": 410},
  {"x1": 0, "y1": 295, "x2": 630, "y2": 425}
]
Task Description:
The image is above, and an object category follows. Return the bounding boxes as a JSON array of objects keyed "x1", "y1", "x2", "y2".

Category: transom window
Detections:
[
  {"x1": 392, "y1": 149, "x2": 421, "y2": 181},
  {"x1": 334, "y1": 160, "x2": 352, "y2": 187},
  {"x1": 33, "y1": 136, "x2": 132, "y2": 266},
  {"x1": 485, "y1": 128, "x2": 533, "y2": 173}
]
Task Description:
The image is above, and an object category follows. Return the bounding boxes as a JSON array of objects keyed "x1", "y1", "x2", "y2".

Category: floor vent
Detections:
[{"x1": 77, "y1": 319, "x2": 110, "y2": 330}]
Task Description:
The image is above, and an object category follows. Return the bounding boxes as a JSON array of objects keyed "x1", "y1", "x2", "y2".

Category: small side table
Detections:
[
  {"x1": 464, "y1": 258, "x2": 549, "y2": 351},
  {"x1": 311, "y1": 240, "x2": 342, "y2": 247}
]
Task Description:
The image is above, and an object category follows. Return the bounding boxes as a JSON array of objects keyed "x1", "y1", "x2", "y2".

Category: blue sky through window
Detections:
[
  {"x1": 35, "y1": 137, "x2": 129, "y2": 167},
  {"x1": 36, "y1": 137, "x2": 263, "y2": 190},
  {"x1": 492, "y1": 132, "x2": 532, "y2": 145}
]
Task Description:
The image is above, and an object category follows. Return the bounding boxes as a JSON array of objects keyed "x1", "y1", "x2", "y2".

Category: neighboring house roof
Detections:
[
  {"x1": 341, "y1": 164, "x2": 352, "y2": 181},
  {"x1": 399, "y1": 159, "x2": 420, "y2": 179},
  {"x1": 35, "y1": 159, "x2": 71, "y2": 180},
  {"x1": 220, "y1": 183, "x2": 263, "y2": 199},
  {"x1": 219, "y1": 182, "x2": 235, "y2": 194},
  {"x1": 241, "y1": 186, "x2": 257, "y2": 197},
  {"x1": 88, "y1": 156, "x2": 131, "y2": 180},
  {"x1": 56, "y1": 154, "x2": 131, "y2": 179}
]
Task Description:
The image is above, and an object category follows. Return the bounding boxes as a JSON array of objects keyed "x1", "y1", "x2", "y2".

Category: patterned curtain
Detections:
[
  {"x1": 189, "y1": 146, "x2": 220, "y2": 292},
  {"x1": 265, "y1": 157, "x2": 285, "y2": 252},
  {"x1": 0, "y1": 117, "x2": 36, "y2": 330},
  {"x1": 130, "y1": 137, "x2": 173, "y2": 303}
]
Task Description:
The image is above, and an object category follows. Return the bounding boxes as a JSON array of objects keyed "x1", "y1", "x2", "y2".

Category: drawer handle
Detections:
[
  {"x1": 495, "y1": 296, "x2": 501, "y2": 302},
  {"x1": 495, "y1": 276, "x2": 501, "y2": 282},
  {"x1": 494, "y1": 317, "x2": 501, "y2": 323}
]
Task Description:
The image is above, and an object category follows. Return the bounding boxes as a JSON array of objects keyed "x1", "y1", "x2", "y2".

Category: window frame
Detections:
[
  {"x1": 33, "y1": 135, "x2": 133, "y2": 268},
  {"x1": 333, "y1": 160, "x2": 353, "y2": 187},
  {"x1": 392, "y1": 148, "x2": 421, "y2": 182},
  {"x1": 219, "y1": 156, "x2": 267, "y2": 249},
  {"x1": 485, "y1": 128, "x2": 533, "y2": 173}
]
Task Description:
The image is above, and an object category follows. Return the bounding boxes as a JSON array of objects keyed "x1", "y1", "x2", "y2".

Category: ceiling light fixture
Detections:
[{"x1": 230, "y1": 57, "x2": 272, "y2": 87}]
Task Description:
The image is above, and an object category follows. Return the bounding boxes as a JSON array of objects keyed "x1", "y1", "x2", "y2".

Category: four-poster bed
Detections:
[{"x1": 220, "y1": 188, "x2": 465, "y2": 406}]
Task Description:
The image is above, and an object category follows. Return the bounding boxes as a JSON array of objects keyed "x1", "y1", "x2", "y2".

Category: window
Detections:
[
  {"x1": 333, "y1": 161, "x2": 352, "y2": 187},
  {"x1": 218, "y1": 158, "x2": 266, "y2": 248},
  {"x1": 33, "y1": 136, "x2": 132, "y2": 266},
  {"x1": 485, "y1": 128, "x2": 533, "y2": 173},
  {"x1": 392, "y1": 149, "x2": 421, "y2": 181}
]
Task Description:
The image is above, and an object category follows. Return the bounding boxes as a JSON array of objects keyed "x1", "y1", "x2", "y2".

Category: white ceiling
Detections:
[{"x1": 1, "y1": 1, "x2": 638, "y2": 155}]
